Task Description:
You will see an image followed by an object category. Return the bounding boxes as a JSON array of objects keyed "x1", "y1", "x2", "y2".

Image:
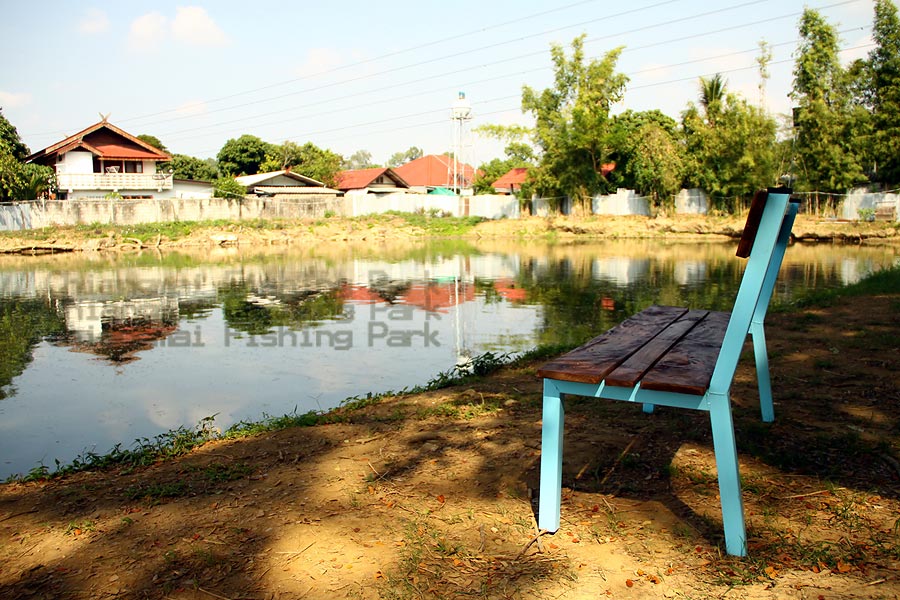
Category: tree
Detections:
[
  {"x1": 472, "y1": 143, "x2": 535, "y2": 194},
  {"x1": 869, "y1": 0, "x2": 900, "y2": 184},
  {"x1": 137, "y1": 134, "x2": 168, "y2": 153},
  {"x1": 386, "y1": 146, "x2": 423, "y2": 167},
  {"x1": 258, "y1": 141, "x2": 343, "y2": 186},
  {"x1": 217, "y1": 135, "x2": 274, "y2": 176},
  {"x1": 790, "y1": 8, "x2": 867, "y2": 192},
  {"x1": 163, "y1": 154, "x2": 219, "y2": 181},
  {"x1": 521, "y1": 35, "x2": 628, "y2": 212},
  {"x1": 213, "y1": 176, "x2": 246, "y2": 199},
  {"x1": 699, "y1": 74, "x2": 726, "y2": 123},
  {"x1": 682, "y1": 80, "x2": 778, "y2": 209},
  {"x1": 609, "y1": 110, "x2": 683, "y2": 206},
  {"x1": 0, "y1": 109, "x2": 29, "y2": 161},
  {"x1": 343, "y1": 149, "x2": 377, "y2": 170}
]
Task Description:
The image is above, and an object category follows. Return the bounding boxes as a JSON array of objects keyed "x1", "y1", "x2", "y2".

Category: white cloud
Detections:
[
  {"x1": 0, "y1": 91, "x2": 31, "y2": 109},
  {"x1": 129, "y1": 11, "x2": 169, "y2": 52},
  {"x1": 78, "y1": 8, "x2": 109, "y2": 35},
  {"x1": 295, "y1": 48, "x2": 345, "y2": 78},
  {"x1": 172, "y1": 6, "x2": 228, "y2": 47},
  {"x1": 176, "y1": 100, "x2": 208, "y2": 116}
]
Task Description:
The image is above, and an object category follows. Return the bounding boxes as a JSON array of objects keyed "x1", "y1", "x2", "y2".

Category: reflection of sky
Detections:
[{"x1": 0, "y1": 242, "x2": 897, "y2": 480}]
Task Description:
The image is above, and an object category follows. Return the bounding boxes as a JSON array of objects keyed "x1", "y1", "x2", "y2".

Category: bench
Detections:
[{"x1": 536, "y1": 187, "x2": 800, "y2": 556}]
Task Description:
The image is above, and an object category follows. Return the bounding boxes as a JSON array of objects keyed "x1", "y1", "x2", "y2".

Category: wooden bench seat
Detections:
[{"x1": 536, "y1": 188, "x2": 800, "y2": 557}]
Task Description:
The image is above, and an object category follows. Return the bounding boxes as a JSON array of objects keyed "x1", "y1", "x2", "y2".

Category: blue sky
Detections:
[{"x1": 0, "y1": 0, "x2": 877, "y2": 167}]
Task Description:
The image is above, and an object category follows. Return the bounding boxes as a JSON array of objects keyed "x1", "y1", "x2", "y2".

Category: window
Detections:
[{"x1": 124, "y1": 161, "x2": 143, "y2": 174}]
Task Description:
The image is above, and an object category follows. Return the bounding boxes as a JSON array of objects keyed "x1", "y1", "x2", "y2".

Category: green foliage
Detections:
[
  {"x1": 791, "y1": 9, "x2": 867, "y2": 192},
  {"x1": 522, "y1": 35, "x2": 628, "y2": 211},
  {"x1": 260, "y1": 141, "x2": 343, "y2": 187},
  {"x1": 609, "y1": 110, "x2": 683, "y2": 205},
  {"x1": 682, "y1": 84, "x2": 778, "y2": 208},
  {"x1": 217, "y1": 134, "x2": 274, "y2": 176},
  {"x1": 0, "y1": 108, "x2": 29, "y2": 161},
  {"x1": 387, "y1": 146, "x2": 423, "y2": 167},
  {"x1": 385, "y1": 211, "x2": 484, "y2": 235},
  {"x1": 868, "y1": 0, "x2": 900, "y2": 184},
  {"x1": 212, "y1": 176, "x2": 246, "y2": 199},
  {"x1": 136, "y1": 134, "x2": 167, "y2": 152},
  {"x1": 0, "y1": 299, "x2": 66, "y2": 401},
  {"x1": 163, "y1": 154, "x2": 219, "y2": 181}
]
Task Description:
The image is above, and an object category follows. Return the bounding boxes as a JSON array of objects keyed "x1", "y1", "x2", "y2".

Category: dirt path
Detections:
[{"x1": 2, "y1": 290, "x2": 899, "y2": 599}]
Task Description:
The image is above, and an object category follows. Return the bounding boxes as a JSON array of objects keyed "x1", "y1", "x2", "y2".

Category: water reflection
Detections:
[{"x1": 0, "y1": 240, "x2": 895, "y2": 479}]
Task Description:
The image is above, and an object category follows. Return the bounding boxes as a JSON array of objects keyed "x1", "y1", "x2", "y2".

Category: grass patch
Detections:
[{"x1": 787, "y1": 264, "x2": 900, "y2": 308}]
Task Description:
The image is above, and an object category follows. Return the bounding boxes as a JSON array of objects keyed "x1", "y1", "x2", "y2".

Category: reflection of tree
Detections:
[
  {"x1": 516, "y1": 256, "x2": 746, "y2": 348},
  {"x1": 217, "y1": 283, "x2": 346, "y2": 336},
  {"x1": 0, "y1": 299, "x2": 66, "y2": 399},
  {"x1": 69, "y1": 319, "x2": 178, "y2": 364}
]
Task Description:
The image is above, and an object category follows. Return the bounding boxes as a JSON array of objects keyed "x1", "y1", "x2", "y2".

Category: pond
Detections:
[{"x1": 0, "y1": 238, "x2": 897, "y2": 480}]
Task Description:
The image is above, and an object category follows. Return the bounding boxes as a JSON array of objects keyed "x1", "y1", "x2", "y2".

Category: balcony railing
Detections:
[{"x1": 57, "y1": 173, "x2": 174, "y2": 192}]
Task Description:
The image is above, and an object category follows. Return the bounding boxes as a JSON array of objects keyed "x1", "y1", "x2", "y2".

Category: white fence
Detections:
[{"x1": 346, "y1": 192, "x2": 518, "y2": 220}]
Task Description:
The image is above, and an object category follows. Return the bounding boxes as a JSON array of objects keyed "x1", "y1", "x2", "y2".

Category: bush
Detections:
[{"x1": 213, "y1": 177, "x2": 246, "y2": 199}]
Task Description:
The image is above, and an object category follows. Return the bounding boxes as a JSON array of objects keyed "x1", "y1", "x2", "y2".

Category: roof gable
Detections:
[
  {"x1": 234, "y1": 170, "x2": 325, "y2": 188},
  {"x1": 336, "y1": 167, "x2": 409, "y2": 191},
  {"x1": 27, "y1": 120, "x2": 170, "y2": 164},
  {"x1": 492, "y1": 167, "x2": 529, "y2": 189}
]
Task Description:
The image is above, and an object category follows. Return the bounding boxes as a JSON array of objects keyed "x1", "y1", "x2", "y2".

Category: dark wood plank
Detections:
[
  {"x1": 537, "y1": 305, "x2": 687, "y2": 384},
  {"x1": 604, "y1": 310, "x2": 709, "y2": 388},
  {"x1": 640, "y1": 311, "x2": 731, "y2": 395},
  {"x1": 736, "y1": 189, "x2": 769, "y2": 259}
]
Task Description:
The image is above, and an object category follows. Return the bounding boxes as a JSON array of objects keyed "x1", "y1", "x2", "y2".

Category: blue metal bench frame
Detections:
[{"x1": 537, "y1": 188, "x2": 800, "y2": 556}]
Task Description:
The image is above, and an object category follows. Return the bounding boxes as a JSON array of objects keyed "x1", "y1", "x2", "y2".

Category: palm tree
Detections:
[{"x1": 699, "y1": 74, "x2": 727, "y2": 124}]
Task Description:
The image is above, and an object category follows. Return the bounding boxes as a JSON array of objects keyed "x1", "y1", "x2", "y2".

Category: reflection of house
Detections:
[
  {"x1": 339, "y1": 281, "x2": 475, "y2": 313},
  {"x1": 26, "y1": 119, "x2": 173, "y2": 200},
  {"x1": 492, "y1": 168, "x2": 528, "y2": 195},
  {"x1": 234, "y1": 170, "x2": 342, "y2": 198},
  {"x1": 336, "y1": 168, "x2": 410, "y2": 196},
  {"x1": 63, "y1": 297, "x2": 180, "y2": 363},
  {"x1": 394, "y1": 155, "x2": 478, "y2": 192},
  {"x1": 492, "y1": 278, "x2": 528, "y2": 302}
]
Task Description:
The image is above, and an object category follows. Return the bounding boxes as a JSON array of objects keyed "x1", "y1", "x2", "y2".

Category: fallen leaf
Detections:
[{"x1": 625, "y1": 579, "x2": 634, "y2": 588}]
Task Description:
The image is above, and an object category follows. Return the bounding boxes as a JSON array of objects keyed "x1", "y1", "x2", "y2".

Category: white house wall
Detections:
[{"x1": 58, "y1": 150, "x2": 94, "y2": 174}]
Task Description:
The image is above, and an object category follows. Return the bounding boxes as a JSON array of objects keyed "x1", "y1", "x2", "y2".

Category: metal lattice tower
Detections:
[{"x1": 449, "y1": 92, "x2": 473, "y2": 193}]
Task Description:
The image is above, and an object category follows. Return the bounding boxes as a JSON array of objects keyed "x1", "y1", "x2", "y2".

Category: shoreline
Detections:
[{"x1": 1, "y1": 213, "x2": 898, "y2": 255}]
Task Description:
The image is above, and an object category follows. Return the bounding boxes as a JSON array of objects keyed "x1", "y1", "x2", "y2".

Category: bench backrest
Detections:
[{"x1": 709, "y1": 188, "x2": 799, "y2": 395}]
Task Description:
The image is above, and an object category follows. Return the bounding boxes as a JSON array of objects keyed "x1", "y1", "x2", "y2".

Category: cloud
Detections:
[
  {"x1": 0, "y1": 91, "x2": 32, "y2": 109},
  {"x1": 172, "y1": 6, "x2": 228, "y2": 47},
  {"x1": 176, "y1": 100, "x2": 208, "y2": 116},
  {"x1": 129, "y1": 11, "x2": 169, "y2": 52},
  {"x1": 78, "y1": 8, "x2": 109, "y2": 35},
  {"x1": 295, "y1": 48, "x2": 345, "y2": 78}
]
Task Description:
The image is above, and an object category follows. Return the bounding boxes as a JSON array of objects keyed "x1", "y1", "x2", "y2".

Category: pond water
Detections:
[{"x1": 0, "y1": 238, "x2": 897, "y2": 480}]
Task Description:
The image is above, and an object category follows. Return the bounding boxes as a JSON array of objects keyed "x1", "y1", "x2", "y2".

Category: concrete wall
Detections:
[
  {"x1": 592, "y1": 189, "x2": 651, "y2": 216},
  {"x1": 843, "y1": 188, "x2": 900, "y2": 221},
  {"x1": 347, "y1": 192, "x2": 518, "y2": 219},
  {"x1": 675, "y1": 188, "x2": 709, "y2": 215},
  {"x1": 0, "y1": 195, "x2": 348, "y2": 230}
]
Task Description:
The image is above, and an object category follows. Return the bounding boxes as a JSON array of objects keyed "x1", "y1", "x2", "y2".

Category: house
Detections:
[
  {"x1": 492, "y1": 167, "x2": 529, "y2": 195},
  {"x1": 26, "y1": 118, "x2": 173, "y2": 200},
  {"x1": 234, "y1": 170, "x2": 342, "y2": 198},
  {"x1": 336, "y1": 167, "x2": 410, "y2": 196},
  {"x1": 393, "y1": 154, "x2": 478, "y2": 191}
]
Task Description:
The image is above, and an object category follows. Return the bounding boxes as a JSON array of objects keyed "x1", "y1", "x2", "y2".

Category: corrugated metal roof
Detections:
[
  {"x1": 235, "y1": 170, "x2": 324, "y2": 187},
  {"x1": 393, "y1": 154, "x2": 478, "y2": 188},
  {"x1": 336, "y1": 167, "x2": 409, "y2": 191},
  {"x1": 492, "y1": 167, "x2": 529, "y2": 189}
]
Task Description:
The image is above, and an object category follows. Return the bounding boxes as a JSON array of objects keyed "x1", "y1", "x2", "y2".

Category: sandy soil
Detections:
[
  {"x1": 1, "y1": 214, "x2": 898, "y2": 254},
  {"x1": 1, "y1": 289, "x2": 899, "y2": 599}
]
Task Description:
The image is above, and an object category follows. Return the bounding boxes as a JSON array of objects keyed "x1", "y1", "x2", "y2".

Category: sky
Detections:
[{"x1": 0, "y1": 0, "x2": 878, "y2": 168}]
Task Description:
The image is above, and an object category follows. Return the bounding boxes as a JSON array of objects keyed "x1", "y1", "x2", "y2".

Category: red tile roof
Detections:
[
  {"x1": 393, "y1": 154, "x2": 478, "y2": 188},
  {"x1": 336, "y1": 167, "x2": 409, "y2": 191},
  {"x1": 492, "y1": 167, "x2": 529, "y2": 190},
  {"x1": 26, "y1": 120, "x2": 170, "y2": 164}
]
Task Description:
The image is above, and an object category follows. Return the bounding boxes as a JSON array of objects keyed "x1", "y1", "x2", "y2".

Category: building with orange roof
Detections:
[
  {"x1": 336, "y1": 167, "x2": 410, "y2": 194},
  {"x1": 393, "y1": 154, "x2": 478, "y2": 190},
  {"x1": 492, "y1": 167, "x2": 529, "y2": 195},
  {"x1": 27, "y1": 118, "x2": 175, "y2": 200}
]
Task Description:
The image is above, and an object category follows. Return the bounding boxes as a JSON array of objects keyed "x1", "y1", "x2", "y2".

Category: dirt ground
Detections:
[
  {"x1": 1, "y1": 286, "x2": 899, "y2": 598},
  {"x1": 1, "y1": 213, "x2": 898, "y2": 254}
]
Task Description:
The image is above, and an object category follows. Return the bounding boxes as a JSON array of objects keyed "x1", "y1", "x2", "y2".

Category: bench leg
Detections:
[
  {"x1": 642, "y1": 403, "x2": 655, "y2": 414},
  {"x1": 538, "y1": 379, "x2": 564, "y2": 533},
  {"x1": 708, "y1": 393, "x2": 748, "y2": 556},
  {"x1": 750, "y1": 322, "x2": 775, "y2": 422}
]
